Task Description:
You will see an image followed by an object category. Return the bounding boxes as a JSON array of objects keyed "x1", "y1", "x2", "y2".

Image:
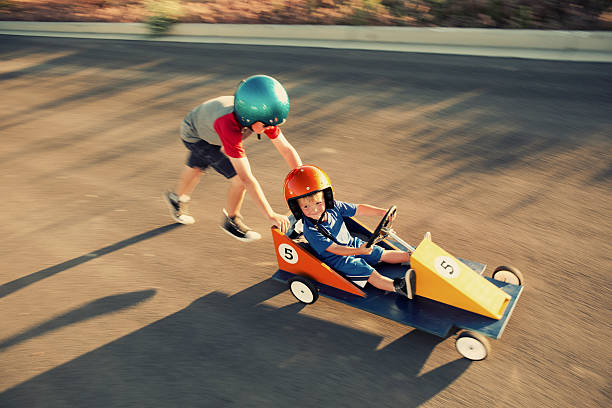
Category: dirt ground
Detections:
[
  {"x1": 2, "y1": 0, "x2": 406, "y2": 25},
  {"x1": 0, "y1": 35, "x2": 610, "y2": 407},
  {"x1": 2, "y1": 0, "x2": 611, "y2": 28}
]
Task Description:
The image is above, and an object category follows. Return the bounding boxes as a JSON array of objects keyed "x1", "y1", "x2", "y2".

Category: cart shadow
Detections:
[
  {"x1": 0, "y1": 223, "x2": 181, "y2": 300},
  {"x1": 0, "y1": 279, "x2": 471, "y2": 408}
]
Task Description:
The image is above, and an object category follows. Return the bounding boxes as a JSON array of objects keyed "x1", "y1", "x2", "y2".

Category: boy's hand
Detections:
[
  {"x1": 270, "y1": 212, "x2": 290, "y2": 233},
  {"x1": 357, "y1": 242, "x2": 373, "y2": 256}
]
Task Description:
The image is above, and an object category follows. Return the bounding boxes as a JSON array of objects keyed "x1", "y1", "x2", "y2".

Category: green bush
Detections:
[
  {"x1": 143, "y1": 0, "x2": 183, "y2": 36},
  {"x1": 146, "y1": 14, "x2": 178, "y2": 35},
  {"x1": 349, "y1": 0, "x2": 382, "y2": 25}
]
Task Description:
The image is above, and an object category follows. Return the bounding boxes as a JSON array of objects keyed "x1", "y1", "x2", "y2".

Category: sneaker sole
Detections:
[
  {"x1": 219, "y1": 225, "x2": 262, "y2": 242},
  {"x1": 163, "y1": 192, "x2": 195, "y2": 225},
  {"x1": 405, "y1": 269, "x2": 416, "y2": 299}
]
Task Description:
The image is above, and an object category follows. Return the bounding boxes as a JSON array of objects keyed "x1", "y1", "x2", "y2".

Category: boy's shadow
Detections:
[
  {"x1": 0, "y1": 223, "x2": 182, "y2": 300},
  {"x1": 0, "y1": 279, "x2": 471, "y2": 408}
]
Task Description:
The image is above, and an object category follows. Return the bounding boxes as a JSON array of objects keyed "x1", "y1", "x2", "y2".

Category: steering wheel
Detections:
[{"x1": 365, "y1": 206, "x2": 397, "y2": 248}]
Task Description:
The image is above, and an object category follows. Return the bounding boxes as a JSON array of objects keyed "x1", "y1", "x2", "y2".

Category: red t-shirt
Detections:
[{"x1": 213, "y1": 112, "x2": 279, "y2": 158}]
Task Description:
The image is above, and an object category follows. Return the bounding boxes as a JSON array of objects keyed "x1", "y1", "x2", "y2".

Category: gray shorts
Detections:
[{"x1": 183, "y1": 140, "x2": 237, "y2": 179}]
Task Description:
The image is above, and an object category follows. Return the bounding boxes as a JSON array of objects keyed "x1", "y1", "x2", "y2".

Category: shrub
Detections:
[{"x1": 143, "y1": 0, "x2": 183, "y2": 35}]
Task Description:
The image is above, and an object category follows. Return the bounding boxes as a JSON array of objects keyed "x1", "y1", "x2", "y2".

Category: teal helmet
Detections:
[{"x1": 234, "y1": 75, "x2": 290, "y2": 127}]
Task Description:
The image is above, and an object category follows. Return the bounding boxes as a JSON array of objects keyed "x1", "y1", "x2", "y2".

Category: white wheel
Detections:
[
  {"x1": 289, "y1": 277, "x2": 318, "y2": 305},
  {"x1": 455, "y1": 331, "x2": 490, "y2": 361},
  {"x1": 492, "y1": 265, "x2": 524, "y2": 286}
]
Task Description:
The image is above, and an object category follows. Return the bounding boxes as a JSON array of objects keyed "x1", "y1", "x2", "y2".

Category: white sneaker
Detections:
[
  {"x1": 164, "y1": 191, "x2": 195, "y2": 225},
  {"x1": 220, "y1": 209, "x2": 261, "y2": 242}
]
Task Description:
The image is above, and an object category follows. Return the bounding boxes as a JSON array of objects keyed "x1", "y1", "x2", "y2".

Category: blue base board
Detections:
[{"x1": 272, "y1": 264, "x2": 523, "y2": 340}]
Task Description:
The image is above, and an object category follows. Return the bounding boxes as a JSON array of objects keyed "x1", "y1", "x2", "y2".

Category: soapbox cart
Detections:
[{"x1": 271, "y1": 207, "x2": 524, "y2": 361}]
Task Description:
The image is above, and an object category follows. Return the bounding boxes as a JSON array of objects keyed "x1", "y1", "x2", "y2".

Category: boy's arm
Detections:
[
  {"x1": 229, "y1": 156, "x2": 290, "y2": 232},
  {"x1": 325, "y1": 242, "x2": 372, "y2": 256},
  {"x1": 270, "y1": 131, "x2": 302, "y2": 169},
  {"x1": 354, "y1": 204, "x2": 387, "y2": 217}
]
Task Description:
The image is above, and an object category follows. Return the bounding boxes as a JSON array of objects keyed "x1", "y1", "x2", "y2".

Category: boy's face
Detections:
[
  {"x1": 251, "y1": 121, "x2": 275, "y2": 134},
  {"x1": 297, "y1": 191, "x2": 325, "y2": 220}
]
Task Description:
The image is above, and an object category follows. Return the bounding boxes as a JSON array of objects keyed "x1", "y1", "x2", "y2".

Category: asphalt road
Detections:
[{"x1": 0, "y1": 35, "x2": 610, "y2": 408}]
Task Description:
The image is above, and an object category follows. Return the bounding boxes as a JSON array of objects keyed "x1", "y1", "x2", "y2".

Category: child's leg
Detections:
[
  {"x1": 166, "y1": 165, "x2": 200, "y2": 225},
  {"x1": 221, "y1": 176, "x2": 260, "y2": 242},
  {"x1": 367, "y1": 269, "x2": 414, "y2": 299},
  {"x1": 226, "y1": 175, "x2": 247, "y2": 218},
  {"x1": 367, "y1": 270, "x2": 395, "y2": 292},
  {"x1": 379, "y1": 249, "x2": 411, "y2": 264},
  {"x1": 339, "y1": 257, "x2": 413, "y2": 299},
  {"x1": 177, "y1": 165, "x2": 202, "y2": 197}
]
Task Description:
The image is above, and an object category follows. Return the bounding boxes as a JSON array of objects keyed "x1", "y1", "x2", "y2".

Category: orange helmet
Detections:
[{"x1": 284, "y1": 165, "x2": 334, "y2": 220}]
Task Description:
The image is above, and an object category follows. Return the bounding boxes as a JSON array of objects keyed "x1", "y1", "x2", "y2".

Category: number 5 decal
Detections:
[
  {"x1": 278, "y1": 243, "x2": 299, "y2": 264},
  {"x1": 434, "y1": 256, "x2": 460, "y2": 279}
]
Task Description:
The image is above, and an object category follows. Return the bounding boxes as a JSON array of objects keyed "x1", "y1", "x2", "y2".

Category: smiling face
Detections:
[{"x1": 297, "y1": 191, "x2": 325, "y2": 220}]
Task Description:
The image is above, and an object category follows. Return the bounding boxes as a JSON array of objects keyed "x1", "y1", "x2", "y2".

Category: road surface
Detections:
[{"x1": 0, "y1": 35, "x2": 610, "y2": 407}]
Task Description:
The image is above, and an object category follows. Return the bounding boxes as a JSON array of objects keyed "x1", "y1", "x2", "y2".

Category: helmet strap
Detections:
[
  {"x1": 316, "y1": 212, "x2": 325, "y2": 224},
  {"x1": 314, "y1": 212, "x2": 340, "y2": 245}
]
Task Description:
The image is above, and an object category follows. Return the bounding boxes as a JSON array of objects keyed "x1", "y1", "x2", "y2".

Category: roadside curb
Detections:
[{"x1": 1, "y1": 21, "x2": 611, "y2": 62}]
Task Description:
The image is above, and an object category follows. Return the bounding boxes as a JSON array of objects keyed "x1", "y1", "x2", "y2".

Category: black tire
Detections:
[
  {"x1": 288, "y1": 276, "x2": 319, "y2": 305},
  {"x1": 455, "y1": 330, "x2": 491, "y2": 361},
  {"x1": 492, "y1": 265, "x2": 525, "y2": 286}
]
